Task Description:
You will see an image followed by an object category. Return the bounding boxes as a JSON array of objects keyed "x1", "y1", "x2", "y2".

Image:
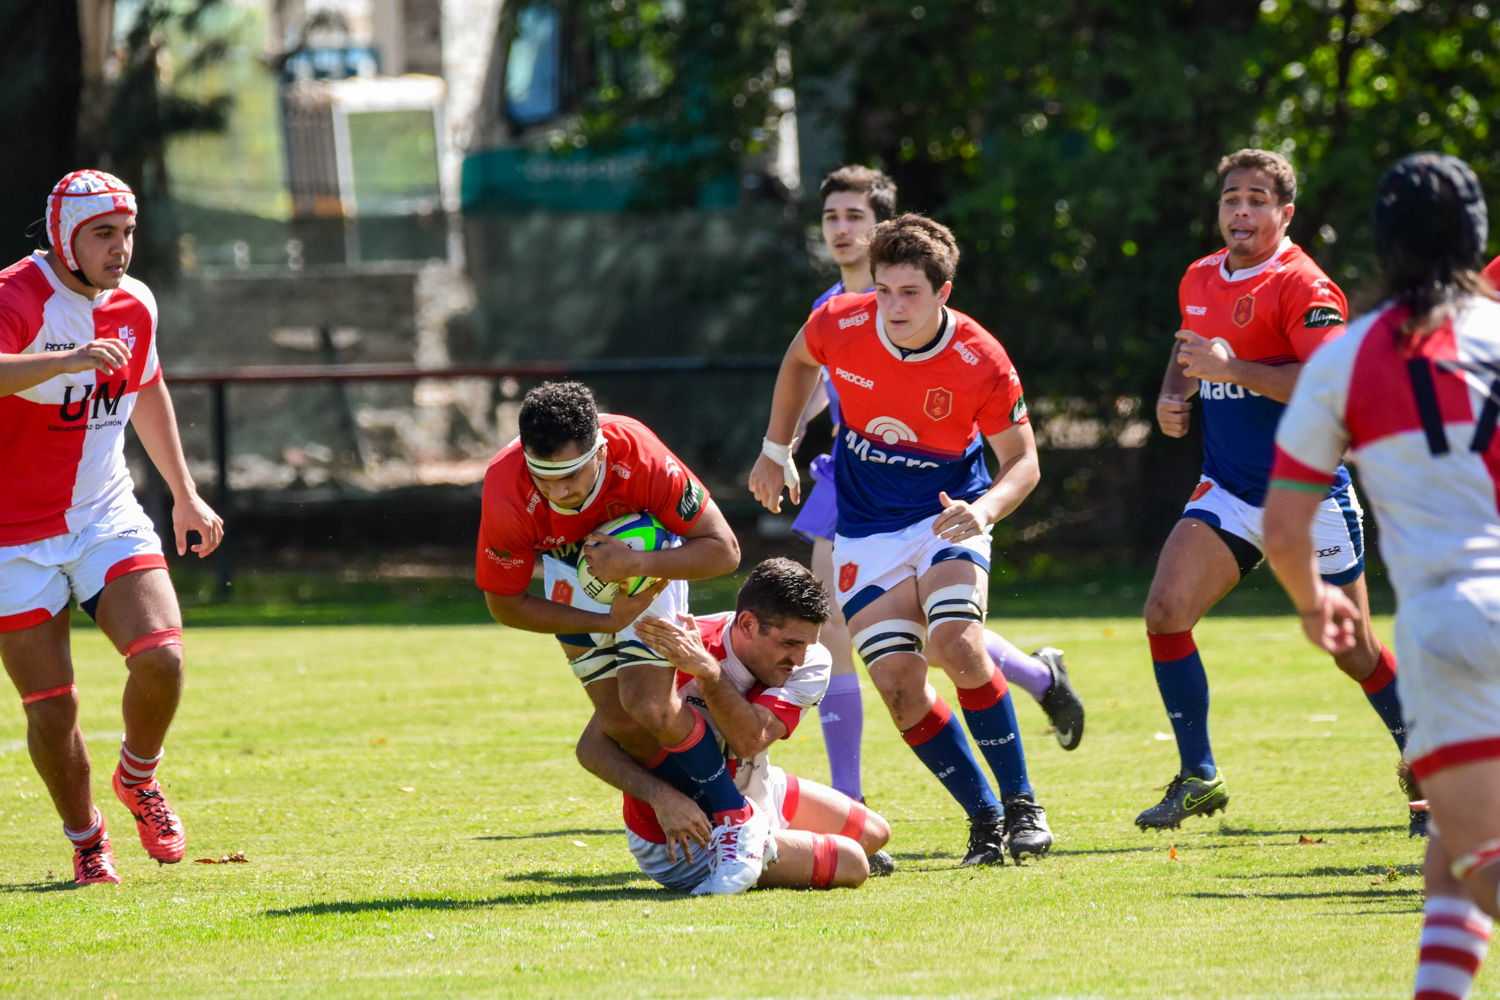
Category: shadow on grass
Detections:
[
  {"x1": 1223, "y1": 863, "x2": 1424, "y2": 880},
  {"x1": 1191, "y1": 887, "x2": 1421, "y2": 902},
  {"x1": 0, "y1": 880, "x2": 87, "y2": 894},
  {"x1": 1212, "y1": 824, "x2": 1405, "y2": 838},
  {"x1": 476, "y1": 829, "x2": 623, "y2": 842},
  {"x1": 266, "y1": 872, "x2": 669, "y2": 917}
]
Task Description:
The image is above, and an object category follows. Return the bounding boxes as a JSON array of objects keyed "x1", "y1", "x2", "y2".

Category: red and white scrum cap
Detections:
[{"x1": 46, "y1": 169, "x2": 136, "y2": 273}]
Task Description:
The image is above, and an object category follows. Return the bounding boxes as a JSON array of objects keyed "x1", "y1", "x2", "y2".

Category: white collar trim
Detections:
[
  {"x1": 1221, "y1": 237, "x2": 1293, "y2": 282},
  {"x1": 876, "y1": 306, "x2": 953, "y2": 362}
]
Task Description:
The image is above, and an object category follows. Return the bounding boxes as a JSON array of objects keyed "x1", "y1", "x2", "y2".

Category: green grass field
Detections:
[{"x1": 0, "y1": 611, "x2": 1448, "y2": 998}]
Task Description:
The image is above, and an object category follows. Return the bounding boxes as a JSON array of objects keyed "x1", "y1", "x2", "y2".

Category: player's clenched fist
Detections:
[
  {"x1": 1157, "y1": 393, "x2": 1192, "y2": 438},
  {"x1": 1174, "y1": 329, "x2": 1233, "y2": 381},
  {"x1": 66, "y1": 338, "x2": 131, "y2": 377}
]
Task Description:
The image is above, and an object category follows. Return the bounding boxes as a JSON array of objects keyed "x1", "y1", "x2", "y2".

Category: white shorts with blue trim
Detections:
[
  {"x1": 543, "y1": 553, "x2": 689, "y2": 685},
  {"x1": 627, "y1": 765, "x2": 790, "y2": 891},
  {"x1": 1181, "y1": 476, "x2": 1365, "y2": 584},
  {"x1": 832, "y1": 511, "x2": 992, "y2": 620}
]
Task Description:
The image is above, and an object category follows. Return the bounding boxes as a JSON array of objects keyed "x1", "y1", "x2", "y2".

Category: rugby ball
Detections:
[{"x1": 577, "y1": 512, "x2": 675, "y2": 603}]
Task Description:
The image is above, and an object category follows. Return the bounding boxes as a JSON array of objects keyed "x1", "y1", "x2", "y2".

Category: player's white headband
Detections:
[
  {"x1": 47, "y1": 170, "x2": 137, "y2": 274},
  {"x1": 524, "y1": 432, "x2": 606, "y2": 477}
]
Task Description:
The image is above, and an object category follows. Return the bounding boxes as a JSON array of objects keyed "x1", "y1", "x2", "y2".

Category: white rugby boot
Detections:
[{"x1": 690, "y1": 800, "x2": 770, "y2": 896}]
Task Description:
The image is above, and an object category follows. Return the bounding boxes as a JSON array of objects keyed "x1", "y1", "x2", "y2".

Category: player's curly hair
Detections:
[
  {"x1": 736, "y1": 558, "x2": 831, "y2": 631},
  {"x1": 518, "y1": 381, "x2": 599, "y2": 458},
  {"x1": 867, "y1": 213, "x2": 959, "y2": 291},
  {"x1": 1217, "y1": 148, "x2": 1297, "y2": 206},
  {"x1": 818, "y1": 165, "x2": 898, "y2": 223}
]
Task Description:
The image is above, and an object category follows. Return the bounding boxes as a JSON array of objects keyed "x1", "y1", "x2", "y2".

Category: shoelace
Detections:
[
  {"x1": 1006, "y1": 801, "x2": 1044, "y2": 836},
  {"x1": 76, "y1": 842, "x2": 111, "y2": 878},
  {"x1": 967, "y1": 820, "x2": 1001, "y2": 853},
  {"x1": 130, "y1": 786, "x2": 180, "y2": 839}
]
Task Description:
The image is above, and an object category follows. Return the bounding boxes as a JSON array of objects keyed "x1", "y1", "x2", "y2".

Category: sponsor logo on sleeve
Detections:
[
  {"x1": 1303, "y1": 305, "x2": 1344, "y2": 328},
  {"x1": 951, "y1": 341, "x2": 980, "y2": 365},
  {"x1": 488, "y1": 547, "x2": 525, "y2": 569},
  {"x1": 838, "y1": 311, "x2": 871, "y2": 329},
  {"x1": 1010, "y1": 395, "x2": 1028, "y2": 424},
  {"x1": 678, "y1": 481, "x2": 705, "y2": 521}
]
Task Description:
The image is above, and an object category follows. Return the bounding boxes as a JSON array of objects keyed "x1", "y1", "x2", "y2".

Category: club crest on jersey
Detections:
[
  {"x1": 923, "y1": 387, "x2": 953, "y2": 421},
  {"x1": 117, "y1": 326, "x2": 136, "y2": 350},
  {"x1": 1233, "y1": 294, "x2": 1255, "y2": 328},
  {"x1": 838, "y1": 563, "x2": 858, "y2": 592}
]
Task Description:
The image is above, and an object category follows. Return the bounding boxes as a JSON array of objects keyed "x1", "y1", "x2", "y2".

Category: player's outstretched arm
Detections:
[
  {"x1": 575, "y1": 713, "x2": 711, "y2": 863},
  {"x1": 0, "y1": 338, "x2": 131, "y2": 398},
  {"x1": 1175, "y1": 330, "x2": 1303, "y2": 403},
  {"x1": 750, "y1": 328, "x2": 821, "y2": 513},
  {"x1": 131, "y1": 378, "x2": 224, "y2": 557},
  {"x1": 635, "y1": 614, "x2": 789, "y2": 759},
  {"x1": 1263, "y1": 484, "x2": 1359, "y2": 655},
  {"x1": 484, "y1": 578, "x2": 669, "y2": 635},
  {"x1": 933, "y1": 422, "x2": 1041, "y2": 541}
]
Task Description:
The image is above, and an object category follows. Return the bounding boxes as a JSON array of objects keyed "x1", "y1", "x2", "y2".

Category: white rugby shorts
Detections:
[
  {"x1": 0, "y1": 498, "x2": 166, "y2": 631},
  {"x1": 543, "y1": 553, "x2": 689, "y2": 684},
  {"x1": 1398, "y1": 579, "x2": 1500, "y2": 780},
  {"x1": 831, "y1": 510, "x2": 992, "y2": 620},
  {"x1": 628, "y1": 765, "x2": 790, "y2": 891},
  {"x1": 1181, "y1": 476, "x2": 1365, "y2": 584}
]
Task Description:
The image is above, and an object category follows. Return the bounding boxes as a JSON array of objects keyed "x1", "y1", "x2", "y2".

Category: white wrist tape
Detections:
[{"x1": 761, "y1": 438, "x2": 800, "y2": 493}]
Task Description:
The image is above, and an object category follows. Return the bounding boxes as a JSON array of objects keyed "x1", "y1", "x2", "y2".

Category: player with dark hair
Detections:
[
  {"x1": 751, "y1": 213, "x2": 1055, "y2": 866},
  {"x1": 577, "y1": 558, "x2": 895, "y2": 890},
  {"x1": 1264, "y1": 152, "x2": 1500, "y2": 1000},
  {"x1": 0, "y1": 170, "x2": 223, "y2": 884},
  {"x1": 477, "y1": 381, "x2": 766, "y2": 894},
  {"x1": 1137, "y1": 148, "x2": 1412, "y2": 832}
]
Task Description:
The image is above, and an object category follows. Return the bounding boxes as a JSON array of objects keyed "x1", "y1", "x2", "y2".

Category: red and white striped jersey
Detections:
[
  {"x1": 0, "y1": 253, "x2": 161, "y2": 546},
  {"x1": 622, "y1": 612, "x2": 831, "y2": 843},
  {"x1": 1273, "y1": 294, "x2": 1500, "y2": 601}
]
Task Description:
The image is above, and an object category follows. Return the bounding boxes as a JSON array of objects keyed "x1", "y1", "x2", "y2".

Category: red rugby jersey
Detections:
[
  {"x1": 475, "y1": 413, "x2": 709, "y2": 595},
  {"x1": 0, "y1": 253, "x2": 162, "y2": 545}
]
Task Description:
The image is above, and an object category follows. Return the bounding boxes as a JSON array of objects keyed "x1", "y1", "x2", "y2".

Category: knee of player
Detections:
[
  {"x1": 922, "y1": 623, "x2": 982, "y2": 672},
  {"x1": 861, "y1": 810, "x2": 892, "y2": 854},
  {"x1": 23, "y1": 691, "x2": 80, "y2": 735},
  {"x1": 617, "y1": 689, "x2": 677, "y2": 736},
  {"x1": 1143, "y1": 591, "x2": 1196, "y2": 633},
  {"x1": 124, "y1": 641, "x2": 185, "y2": 686},
  {"x1": 833, "y1": 837, "x2": 870, "y2": 888}
]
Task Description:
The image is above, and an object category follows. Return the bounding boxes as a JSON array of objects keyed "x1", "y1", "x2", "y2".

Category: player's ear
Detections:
[
  {"x1": 735, "y1": 609, "x2": 758, "y2": 635},
  {"x1": 937, "y1": 280, "x2": 952, "y2": 304},
  {"x1": 1281, "y1": 201, "x2": 1295, "y2": 227}
]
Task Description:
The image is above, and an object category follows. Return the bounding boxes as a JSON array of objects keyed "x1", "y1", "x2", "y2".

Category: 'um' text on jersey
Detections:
[{"x1": 60, "y1": 381, "x2": 128, "y2": 423}]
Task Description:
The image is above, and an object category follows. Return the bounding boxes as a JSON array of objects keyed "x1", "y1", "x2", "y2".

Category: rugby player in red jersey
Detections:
[
  {"x1": 751, "y1": 214, "x2": 1054, "y2": 866},
  {"x1": 0, "y1": 170, "x2": 223, "y2": 884},
  {"x1": 477, "y1": 381, "x2": 774, "y2": 894},
  {"x1": 1138, "y1": 149, "x2": 1410, "y2": 832}
]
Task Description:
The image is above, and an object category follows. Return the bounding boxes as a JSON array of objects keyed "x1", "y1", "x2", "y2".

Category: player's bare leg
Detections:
[
  {"x1": 1137, "y1": 518, "x2": 1241, "y2": 829},
  {"x1": 919, "y1": 559, "x2": 1051, "y2": 860},
  {"x1": 756, "y1": 829, "x2": 869, "y2": 889},
  {"x1": 96, "y1": 569, "x2": 183, "y2": 759},
  {"x1": 94, "y1": 567, "x2": 187, "y2": 864},
  {"x1": 850, "y1": 579, "x2": 1008, "y2": 865},
  {"x1": 1329, "y1": 575, "x2": 1381, "y2": 682},
  {"x1": 572, "y1": 657, "x2": 661, "y2": 760},
  {"x1": 1, "y1": 611, "x2": 92, "y2": 830},
  {"x1": 810, "y1": 538, "x2": 864, "y2": 800},
  {"x1": 1, "y1": 609, "x2": 119, "y2": 882},
  {"x1": 1414, "y1": 828, "x2": 1493, "y2": 996},
  {"x1": 783, "y1": 775, "x2": 895, "y2": 875}
]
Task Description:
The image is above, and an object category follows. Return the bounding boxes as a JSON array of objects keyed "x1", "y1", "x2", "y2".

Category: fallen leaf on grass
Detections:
[
  {"x1": 1153, "y1": 732, "x2": 1175, "y2": 741},
  {"x1": 397, "y1": 786, "x2": 415, "y2": 793},
  {"x1": 1169, "y1": 845, "x2": 1178, "y2": 860},
  {"x1": 572, "y1": 840, "x2": 588, "y2": 847},
  {"x1": 370, "y1": 738, "x2": 387, "y2": 745},
  {"x1": 195, "y1": 851, "x2": 249, "y2": 864},
  {"x1": 1297, "y1": 835, "x2": 1326, "y2": 845}
]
